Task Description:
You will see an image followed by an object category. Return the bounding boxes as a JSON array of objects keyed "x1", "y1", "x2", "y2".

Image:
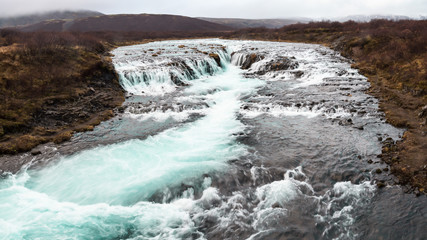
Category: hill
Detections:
[
  {"x1": 20, "y1": 14, "x2": 233, "y2": 32},
  {"x1": 198, "y1": 17, "x2": 309, "y2": 29},
  {"x1": 335, "y1": 14, "x2": 412, "y2": 22},
  {"x1": 0, "y1": 10, "x2": 103, "y2": 28}
]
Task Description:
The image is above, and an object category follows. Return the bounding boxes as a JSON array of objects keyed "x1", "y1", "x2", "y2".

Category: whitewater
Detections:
[{"x1": 0, "y1": 39, "x2": 425, "y2": 240}]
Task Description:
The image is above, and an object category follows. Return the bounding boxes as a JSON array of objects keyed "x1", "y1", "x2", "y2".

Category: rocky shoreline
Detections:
[
  {"x1": 226, "y1": 36, "x2": 426, "y2": 193},
  {"x1": 355, "y1": 64, "x2": 426, "y2": 194},
  {"x1": 0, "y1": 53, "x2": 124, "y2": 163},
  {"x1": 1, "y1": 33, "x2": 425, "y2": 193}
]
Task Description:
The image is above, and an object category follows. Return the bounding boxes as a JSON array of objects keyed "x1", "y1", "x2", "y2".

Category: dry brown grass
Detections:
[{"x1": 0, "y1": 30, "x2": 126, "y2": 154}]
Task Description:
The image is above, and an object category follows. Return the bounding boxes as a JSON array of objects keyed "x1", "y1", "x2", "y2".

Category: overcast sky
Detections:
[{"x1": 1, "y1": 0, "x2": 426, "y2": 19}]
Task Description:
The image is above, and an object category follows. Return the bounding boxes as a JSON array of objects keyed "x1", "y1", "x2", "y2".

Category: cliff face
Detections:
[{"x1": 0, "y1": 31, "x2": 124, "y2": 154}]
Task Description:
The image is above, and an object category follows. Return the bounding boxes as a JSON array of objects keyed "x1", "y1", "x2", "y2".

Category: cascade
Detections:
[{"x1": 0, "y1": 39, "x2": 424, "y2": 240}]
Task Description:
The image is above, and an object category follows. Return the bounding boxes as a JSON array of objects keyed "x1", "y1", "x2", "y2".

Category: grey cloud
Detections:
[{"x1": 0, "y1": 0, "x2": 426, "y2": 18}]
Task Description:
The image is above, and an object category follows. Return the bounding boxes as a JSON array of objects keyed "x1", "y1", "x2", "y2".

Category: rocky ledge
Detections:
[{"x1": 0, "y1": 56, "x2": 124, "y2": 157}]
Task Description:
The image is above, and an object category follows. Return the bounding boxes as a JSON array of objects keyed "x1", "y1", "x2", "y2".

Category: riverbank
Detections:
[
  {"x1": 0, "y1": 31, "x2": 125, "y2": 155},
  {"x1": 0, "y1": 31, "x2": 222, "y2": 160},
  {"x1": 0, "y1": 29, "x2": 226, "y2": 159},
  {"x1": 225, "y1": 20, "x2": 427, "y2": 193},
  {"x1": 1, "y1": 24, "x2": 425, "y2": 192}
]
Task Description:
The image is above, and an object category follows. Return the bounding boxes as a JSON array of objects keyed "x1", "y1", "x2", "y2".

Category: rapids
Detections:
[{"x1": 0, "y1": 39, "x2": 425, "y2": 240}]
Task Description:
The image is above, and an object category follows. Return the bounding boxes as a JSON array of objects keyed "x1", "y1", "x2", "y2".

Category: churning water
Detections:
[{"x1": 0, "y1": 39, "x2": 425, "y2": 240}]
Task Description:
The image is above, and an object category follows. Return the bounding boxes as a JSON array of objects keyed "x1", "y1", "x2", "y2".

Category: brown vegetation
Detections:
[
  {"x1": 0, "y1": 28, "x2": 229, "y2": 156},
  {"x1": 197, "y1": 17, "x2": 306, "y2": 29},
  {"x1": 0, "y1": 30, "x2": 124, "y2": 154},
  {"x1": 19, "y1": 14, "x2": 233, "y2": 32},
  {"x1": 1, "y1": 18, "x2": 424, "y2": 192},
  {"x1": 226, "y1": 20, "x2": 427, "y2": 192}
]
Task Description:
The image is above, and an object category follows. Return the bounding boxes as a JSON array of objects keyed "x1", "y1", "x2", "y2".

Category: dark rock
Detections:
[
  {"x1": 375, "y1": 168, "x2": 383, "y2": 174},
  {"x1": 78, "y1": 113, "x2": 88, "y2": 119},
  {"x1": 117, "y1": 106, "x2": 126, "y2": 113},
  {"x1": 170, "y1": 73, "x2": 188, "y2": 86},
  {"x1": 367, "y1": 159, "x2": 373, "y2": 164},
  {"x1": 31, "y1": 149, "x2": 42, "y2": 155},
  {"x1": 255, "y1": 57, "x2": 299, "y2": 75},
  {"x1": 294, "y1": 71, "x2": 304, "y2": 78},
  {"x1": 377, "y1": 181, "x2": 386, "y2": 188},
  {"x1": 338, "y1": 118, "x2": 353, "y2": 126},
  {"x1": 241, "y1": 53, "x2": 265, "y2": 69},
  {"x1": 265, "y1": 57, "x2": 298, "y2": 71},
  {"x1": 272, "y1": 202, "x2": 281, "y2": 208},
  {"x1": 418, "y1": 105, "x2": 427, "y2": 118},
  {"x1": 337, "y1": 70, "x2": 347, "y2": 76},
  {"x1": 209, "y1": 53, "x2": 221, "y2": 66}
]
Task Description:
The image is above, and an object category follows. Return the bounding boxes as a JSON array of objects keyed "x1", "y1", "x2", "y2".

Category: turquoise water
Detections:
[
  {"x1": 2, "y1": 39, "x2": 422, "y2": 240},
  {"x1": 0, "y1": 64, "x2": 263, "y2": 239}
]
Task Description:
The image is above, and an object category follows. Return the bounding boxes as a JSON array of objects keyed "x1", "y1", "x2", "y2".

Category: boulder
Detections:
[
  {"x1": 209, "y1": 53, "x2": 221, "y2": 66},
  {"x1": 255, "y1": 57, "x2": 299, "y2": 75},
  {"x1": 31, "y1": 149, "x2": 42, "y2": 155},
  {"x1": 241, "y1": 53, "x2": 264, "y2": 69},
  {"x1": 265, "y1": 57, "x2": 299, "y2": 71}
]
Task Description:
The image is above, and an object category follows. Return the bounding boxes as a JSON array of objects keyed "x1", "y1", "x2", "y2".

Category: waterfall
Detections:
[
  {"x1": 112, "y1": 41, "x2": 231, "y2": 95},
  {"x1": 0, "y1": 39, "x2": 418, "y2": 240}
]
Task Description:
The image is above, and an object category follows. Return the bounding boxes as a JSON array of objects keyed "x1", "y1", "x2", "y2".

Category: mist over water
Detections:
[{"x1": 0, "y1": 39, "x2": 425, "y2": 240}]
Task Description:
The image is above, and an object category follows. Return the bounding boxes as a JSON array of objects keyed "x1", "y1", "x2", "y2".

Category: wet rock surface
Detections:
[{"x1": 0, "y1": 40, "x2": 425, "y2": 240}]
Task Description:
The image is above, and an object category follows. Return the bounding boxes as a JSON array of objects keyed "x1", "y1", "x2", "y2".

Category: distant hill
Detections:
[
  {"x1": 198, "y1": 17, "x2": 310, "y2": 29},
  {"x1": 19, "y1": 14, "x2": 233, "y2": 32},
  {"x1": 334, "y1": 14, "x2": 412, "y2": 22},
  {"x1": 0, "y1": 10, "x2": 103, "y2": 28}
]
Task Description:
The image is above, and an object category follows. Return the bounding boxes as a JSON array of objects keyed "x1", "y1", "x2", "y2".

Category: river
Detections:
[{"x1": 0, "y1": 39, "x2": 425, "y2": 239}]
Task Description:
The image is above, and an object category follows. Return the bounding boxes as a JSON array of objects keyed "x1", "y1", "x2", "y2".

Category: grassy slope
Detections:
[
  {"x1": 226, "y1": 20, "x2": 427, "y2": 193},
  {"x1": 0, "y1": 31, "x2": 124, "y2": 154},
  {"x1": 19, "y1": 14, "x2": 233, "y2": 32}
]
